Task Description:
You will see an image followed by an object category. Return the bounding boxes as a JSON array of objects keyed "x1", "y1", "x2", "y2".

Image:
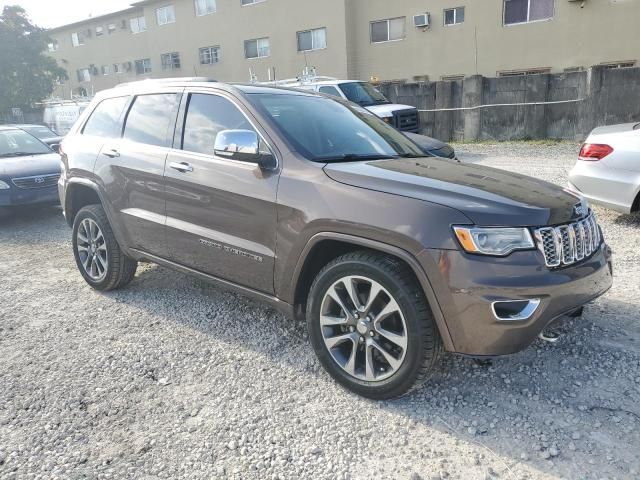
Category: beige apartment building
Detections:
[{"x1": 47, "y1": 0, "x2": 640, "y2": 97}]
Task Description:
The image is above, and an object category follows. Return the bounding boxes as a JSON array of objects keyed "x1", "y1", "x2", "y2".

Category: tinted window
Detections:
[
  {"x1": 123, "y1": 94, "x2": 181, "y2": 147},
  {"x1": 83, "y1": 97, "x2": 129, "y2": 138},
  {"x1": 182, "y1": 93, "x2": 253, "y2": 156},
  {"x1": 250, "y1": 94, "x2": 423, "y2": 162},
  {"x1": 23, "y1": 126, "x2": 58, "y2": 139},
  {"x1": 318, "y1": 86, "x2": 341, "y2": 98}
]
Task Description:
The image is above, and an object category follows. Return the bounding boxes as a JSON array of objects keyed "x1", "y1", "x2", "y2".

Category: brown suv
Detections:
[{"x1": 58, "y1": 79, "x2": 613, "y2": 399}]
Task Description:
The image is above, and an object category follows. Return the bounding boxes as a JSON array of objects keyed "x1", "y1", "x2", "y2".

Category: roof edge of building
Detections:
[{"x1": 48, "y1": 6, "x2": 142, "y2": 33}]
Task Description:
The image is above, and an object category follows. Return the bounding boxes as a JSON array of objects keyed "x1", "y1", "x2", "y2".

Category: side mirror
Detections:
[
  {"x1": 50, "y1": 144, "x2": 61, "y2": 153},
  {"x1": 214, "y1": 129, "x2": 276, "y2": 170}
]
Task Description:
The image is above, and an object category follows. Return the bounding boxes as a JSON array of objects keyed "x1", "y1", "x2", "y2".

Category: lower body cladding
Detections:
[
  {"x1": 0, "y1": 185, "x2": 60, "y2": 207},
  {"x1": 419, "y1": 244, "x2": 613, "y2": 357}
]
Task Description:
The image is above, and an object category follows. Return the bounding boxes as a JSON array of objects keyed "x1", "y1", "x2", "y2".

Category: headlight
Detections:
[
  {"x1": 0, "y1": 180, "x2": 10, "y2": 190},
  {"x1": 453, "y1": 226, "x2": 535, "y2": 256}
]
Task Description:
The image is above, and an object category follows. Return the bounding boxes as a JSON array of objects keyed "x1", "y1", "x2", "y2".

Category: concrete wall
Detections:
[{"x1": 379, "y1": 66, "x2": 640, "y2": 142}]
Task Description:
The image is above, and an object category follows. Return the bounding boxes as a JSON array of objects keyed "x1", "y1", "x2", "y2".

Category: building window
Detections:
[
  {"x1": 161, "y1": 52, "x2": 181, "y2": 70},
  {"x1": 156, "y1": 5, "x2": 176, "y2": 25},
  {"x1": 130, "y1": 16, "x2": 147, "y2": 33},
  {"x1": 77, "y1": 68, "x2": 91, "y2": 82},
  {"x1": 101, "y1": 65, "x2": 110, "y2": 75},
  {"x1": 444, "y1": 7, "x2": 465, "y2": 26},
  {"x1": 370, "y1": 17, "x2": 405, "y2": 43},
  {"x1": 195, "y1": 0, "x2": 216, "y2": 16},
  {"x1": 498, "y1": 67, "x2": 551, "y2": 77},
  {"x1": 96, "y1": 26, "x2": 104, "y2": 36},
  {"x1": 241, "y1": 0, "x2": 266, "y2": 5},
  {"x1": 71, "y1": 32, "x2": 85, "y2": 47},
  {"x1": 244, "y1": 37, "x2": 270, "y2": 59},
  {"x1": 504, "y1": 0, "x2": 554, "y2": 25},
  {"x1": 108, "y1": 23, "x2": 117, "y2": 34},
  {"x1": 135, "y1": 58, "x2": 152, "y2": 75},
  {"x1": 600, "y1": 61, "x2": 636, "y2": 69},
  {"x1": 47, "y1": 41, "x2": 59, "y2": 52},
  {"x1": 199, "y1": 46, "x2": 221, "y2": 65},
  {"x1": 297, "y1": 27, "x2": 327, "y2": 52}
]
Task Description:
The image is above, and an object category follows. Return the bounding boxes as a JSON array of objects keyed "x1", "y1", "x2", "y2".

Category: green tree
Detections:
[{"x1": 0, "y1": 5, "x2": 67, "y2": 113}]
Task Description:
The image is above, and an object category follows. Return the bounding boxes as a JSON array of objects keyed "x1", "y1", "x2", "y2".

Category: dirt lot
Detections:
[{"x1": 1, "y1": 142, "x2": 639, "y2": 480}]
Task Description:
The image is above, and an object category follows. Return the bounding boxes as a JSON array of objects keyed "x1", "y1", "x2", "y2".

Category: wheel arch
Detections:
[
  {"x1": 64, "y1": 178, "x2": 103, "y2": 227},
  {"x1": 290, "y1": 232, "x2": 455, "y2": 351}
]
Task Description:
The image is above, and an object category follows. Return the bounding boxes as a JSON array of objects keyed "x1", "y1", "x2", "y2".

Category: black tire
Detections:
[
  {"x1": 72, "y1": 204, "x2": 137, "y2": 291},
  {"x1": 306, "y1": 250, "x2": 442, "y2": 400}
]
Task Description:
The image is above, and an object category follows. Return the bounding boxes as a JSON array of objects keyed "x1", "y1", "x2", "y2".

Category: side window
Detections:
[
  {"x1": 182, "y1": 93, "x2": 254, "y2": 156},
  {"x1": 82, "y1": 97, "x2": 128, "y2": 138},
  {"x1": 318, "y1": 86, "x2": 342, "y2": 98},
  {"x1": 123, "y1": 93, "x2": 181, "y2": 147}
]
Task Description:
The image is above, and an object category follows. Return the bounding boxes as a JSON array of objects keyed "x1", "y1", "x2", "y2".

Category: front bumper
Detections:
[
  {"x1": 420, "y1": 243, "x2": 613, "y2": 356},
  {"x1": 0, "y1": 185, "x2": 59, "y2": 207}
]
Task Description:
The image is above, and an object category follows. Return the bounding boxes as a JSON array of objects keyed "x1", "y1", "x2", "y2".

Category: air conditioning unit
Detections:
[{"x1": 414, "y1": 13, "x2": 430, "y2": 28}]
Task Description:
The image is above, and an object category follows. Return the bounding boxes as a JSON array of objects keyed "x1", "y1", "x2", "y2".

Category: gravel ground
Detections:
[{"x1": 1, "y1": 142, "x2": 639, "y2": 480}]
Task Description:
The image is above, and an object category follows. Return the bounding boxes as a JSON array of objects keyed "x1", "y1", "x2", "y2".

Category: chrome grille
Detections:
[
  {"x1": 11, "y1": 174, "x2": 60, "y2": 189},
  {"x1": 535, "y1": 213, "x2": 602, "y2": 268}
]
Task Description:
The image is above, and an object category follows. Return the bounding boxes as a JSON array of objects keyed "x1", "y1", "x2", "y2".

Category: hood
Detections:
[
  {"x1": 0, "y1": 153, "x2": 61, "y2": 178},
  {"x1": 365, "y1": 103, "x2": 416, "y2": 118},
  {"x1": 403, "y1": 132, "x2": 448, "y2": 150},
  {"x1": 323, "y1": 157, "x2": 584, "y2": 227}
]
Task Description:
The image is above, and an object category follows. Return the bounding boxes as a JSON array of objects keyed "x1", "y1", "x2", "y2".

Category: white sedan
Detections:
[{"x1": 568, "y1": 123, "x2": 640, "y2": 214}]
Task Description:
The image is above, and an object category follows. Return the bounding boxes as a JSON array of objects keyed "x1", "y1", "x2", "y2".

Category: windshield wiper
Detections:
[
  {"x1": 0, "y1": 152, "x2": 45, "y2": 158},
  {"x1": 320, "y1": 153, "x2": 396, "y2": 163}
]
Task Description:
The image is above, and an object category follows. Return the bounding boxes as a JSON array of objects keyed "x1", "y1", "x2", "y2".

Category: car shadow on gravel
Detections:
[
  {"x1": 98, "y1": 262, "x2": 640, "y2": 479},
  {"x1": 612, "y1": 211, "x2": 640, "y2": 226},
  {"x1": 0, "y1": 204, "x2": 63, "y2": 227}
]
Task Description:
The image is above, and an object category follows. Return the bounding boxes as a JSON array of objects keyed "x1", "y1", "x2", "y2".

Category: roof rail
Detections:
[{"x1": 115, "y1": 77, "x2": 217, "y2": 88}]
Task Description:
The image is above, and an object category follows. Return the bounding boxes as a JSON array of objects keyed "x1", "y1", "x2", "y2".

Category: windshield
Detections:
[
  {"x1": 249, "y1": 93, "x2": 424, "y2": 162},
  {"x1": 0, "y1": 130, "x2": 52, "y2": 157},
  {"x1": 338, "y1": 82, "x2": 390, "y2": 107},
  {"x1": 22, "y1": 126, "x2": 58, "y2": 140}
]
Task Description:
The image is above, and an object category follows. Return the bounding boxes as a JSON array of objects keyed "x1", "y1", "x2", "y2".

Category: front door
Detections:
[{"x1": 163, "y1": 90, "x2": 279, "y2": 294}]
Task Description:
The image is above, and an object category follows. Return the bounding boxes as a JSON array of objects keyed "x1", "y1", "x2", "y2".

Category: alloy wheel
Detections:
[
  {"x1": 319, "y1": 275, "x2": 408, "y2": 382},
  {"x1": 76, "y1": 218, "x2": 108, "y2": 281}
]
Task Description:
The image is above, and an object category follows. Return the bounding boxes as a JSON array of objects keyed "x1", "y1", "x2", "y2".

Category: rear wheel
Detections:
[
  {"x1": 72, "y1": 204, "x2": 137, "y2": 291},
  {"x1": 306, "y1": 251, "x2": 442, "y2": 399}
]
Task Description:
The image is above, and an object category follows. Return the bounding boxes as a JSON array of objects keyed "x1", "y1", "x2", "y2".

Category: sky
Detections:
[{"x1": 0, "y1": 0, "x2": 133, "y2": 28}]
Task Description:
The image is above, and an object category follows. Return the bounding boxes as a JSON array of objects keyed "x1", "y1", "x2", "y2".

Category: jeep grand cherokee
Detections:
[{"x1": 58, "y1": 79, "x2": 613, "y2": 399}]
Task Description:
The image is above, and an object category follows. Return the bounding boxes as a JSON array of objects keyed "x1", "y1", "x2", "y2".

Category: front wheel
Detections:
[
  {"x1": 306, "y1": 251, "x2": 442, "y2": 400},
  {"x1": 72, "y1": 204, "x2": 137, "y2": 291}
]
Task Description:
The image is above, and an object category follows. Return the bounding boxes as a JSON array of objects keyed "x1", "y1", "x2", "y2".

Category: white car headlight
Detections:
[
  {"x1": 0, "y1": 180, "x2": 11, "y2": 190},
  {"x1": 453, "y1": 226, "x2": 535, "y2": 256}
]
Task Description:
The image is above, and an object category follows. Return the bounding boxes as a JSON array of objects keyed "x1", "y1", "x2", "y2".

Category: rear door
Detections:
[
  {"x1": 94, "y1": 89, "x2": 182, "y2": 257},
  {"x1": 163, "y1": 89, "x2": 279, "y2": 293}
]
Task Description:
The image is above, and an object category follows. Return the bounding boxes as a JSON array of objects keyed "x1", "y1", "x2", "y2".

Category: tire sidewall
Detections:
[
  {"x1": 72, "y1": 207, "x2": 113, "y2": 290},
  {"x1": 307, "y1": 258, "x2": 428, "y2": 398}
]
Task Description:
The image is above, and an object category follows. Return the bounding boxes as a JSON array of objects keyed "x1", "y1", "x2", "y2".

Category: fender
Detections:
[
  {"x1": 290, "y1": 232, "x2": 455, "y2": 352},
  {"x1": 64, "y1": 177, "x2": 139, "y2": 260}
]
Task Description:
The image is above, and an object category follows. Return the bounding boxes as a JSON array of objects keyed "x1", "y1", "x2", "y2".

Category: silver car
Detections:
[{"x1": 568, "y1": 123, "x2": 640, "y2": 214}]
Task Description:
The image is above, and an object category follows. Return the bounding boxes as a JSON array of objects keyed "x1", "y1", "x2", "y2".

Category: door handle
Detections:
[
  {"x1": 170, "y1": 162, "x2": 194, "y2": 173},
  {"x1": 102, "y1": 149, "x2": 120, "y2": 158}
]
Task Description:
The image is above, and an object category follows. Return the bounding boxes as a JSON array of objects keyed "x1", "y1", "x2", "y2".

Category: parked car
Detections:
[
  {"x1": 404, "y1": 132, "x2": 456, "y2": 159},
  {"x1": 568, "y1": 122, "x2": 640, "y2": 214},
  {"x1": 59, "y1": 80, "x2": 613, "y2": 399},
  {"x1": 10, "y1": 124, "x2": 64, "y2": 150},
  {"x1": 0, "y1": 126, "x2": 61, "y2": 208}
]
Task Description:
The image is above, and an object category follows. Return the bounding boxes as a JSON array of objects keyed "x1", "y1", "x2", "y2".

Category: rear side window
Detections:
[
  {"x1": 82, "y1": 97, "x2": 128, "y2": 138},
  {"x1": 123, "y1": 93, "x2": 181, "y2": 147},
  {"x1": 182, "y1": 93, "x2": 254, "y2": 156}
]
